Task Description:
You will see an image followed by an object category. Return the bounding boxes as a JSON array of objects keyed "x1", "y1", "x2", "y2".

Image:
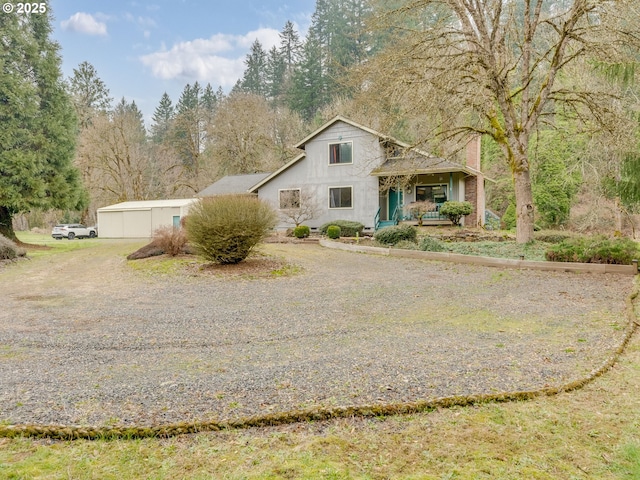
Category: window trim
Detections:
[
  {"x1": 328, "y1": 141, "x2": 353, "y2": 165},
  {"x1": 278, "y1": 188, "x2": 301, "y2": 209},
  {"x1": 328, "y1": 185, "x2": 353, "y2": 209},
  {"x1": 415, "y1": 184, "x2": 448, "y2": 204}
]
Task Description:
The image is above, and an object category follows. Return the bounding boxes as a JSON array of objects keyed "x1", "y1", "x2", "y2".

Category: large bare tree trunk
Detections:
[{"x1": 513, "y1": 169, "x2": 535, "y2": 244}]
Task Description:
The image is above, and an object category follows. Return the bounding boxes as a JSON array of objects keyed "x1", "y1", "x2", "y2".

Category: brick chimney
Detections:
[{"x1": 464, "y1": 135, "x2": 485, "y2": 226}]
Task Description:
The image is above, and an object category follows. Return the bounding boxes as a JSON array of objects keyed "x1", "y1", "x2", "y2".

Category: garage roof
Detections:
[{"x1": 97, "y1": 199, "x2": 197, "y2": 212}]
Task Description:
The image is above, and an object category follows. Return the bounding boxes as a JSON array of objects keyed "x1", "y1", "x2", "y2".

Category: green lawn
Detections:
[{"x1": 16, "y1": 232, "x2": 102, "y2": 258}]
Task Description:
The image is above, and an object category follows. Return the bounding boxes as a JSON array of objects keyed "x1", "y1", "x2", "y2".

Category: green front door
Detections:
[{"x1": 388, "y1": 188, "x2": 403, "y2": 221}]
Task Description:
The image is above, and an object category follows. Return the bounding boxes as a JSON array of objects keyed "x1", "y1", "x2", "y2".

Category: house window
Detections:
[
  {"x1": 329, "y1": 186, "x2": 352, "y2": 209},
  {"x1": 329, "y1": 142, "x2": 353, "y2": 165},
  {"x1": 416, "y1": 185, "x2": 448, "y2": 204},
  {"x1": 279, "y1": 189, "x2": 301, "y2": 209}
]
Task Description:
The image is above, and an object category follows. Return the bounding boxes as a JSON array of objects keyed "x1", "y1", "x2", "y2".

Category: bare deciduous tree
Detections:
[
  {"x1": 364, "y1": 0, "x2": 640, "y2": 242},
  {"x1": 207, "y1": 93, "x2": 305, "y2": 177},
  {"x1": 278, "y1": 188, "x2": 320, "y2": 227}
]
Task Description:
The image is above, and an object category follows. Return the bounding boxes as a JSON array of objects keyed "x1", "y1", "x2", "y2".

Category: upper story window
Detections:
[{"x1": 329, "y1": 142, "x2": 353, "y2": 165}]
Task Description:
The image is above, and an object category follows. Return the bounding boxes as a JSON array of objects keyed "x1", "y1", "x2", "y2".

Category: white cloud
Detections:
[
  {"x1": 139, "y1": 28, "x2": 281, "y2": 87},
  {"x1": 61, "y1": 12, "x2": 108, "y2": 36}
]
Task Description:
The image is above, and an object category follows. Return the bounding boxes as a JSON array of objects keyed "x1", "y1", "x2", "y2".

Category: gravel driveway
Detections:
[{"x1": 0, "y1": 240, "x2": 633, "y2": 427}]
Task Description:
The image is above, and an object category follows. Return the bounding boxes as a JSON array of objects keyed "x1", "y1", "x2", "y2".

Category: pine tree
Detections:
[
  {"x1": 237, "y1": 40, "x2": 268, "y2": 96},
  {"x1": 151, "y1": 92, "x2": 174, "y2": 144},
  {"x1": 0, "y1": 8, "x2": 86, "y2": 240},
  {"x1": 279, "y1": 21, "x2": 302, "y2": 71},
  {"x1": 265, "y1": 46, "x2": 286, "y2": 103},
  {"x1": 173, "y1": 82, "x2": 204, "y2": 174},
  {"x1": 200, "y1": 83, "x2": 221, "y2": 128},
  {"x1": 288, "y1": 32, "x2": 327, "y2": 120},
  {"x1": 67, "y1": 61, "x2": 112, "y2": 129}
]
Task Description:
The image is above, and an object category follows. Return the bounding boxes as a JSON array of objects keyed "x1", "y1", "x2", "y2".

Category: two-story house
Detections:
[{"x1": 202, "y1": 116, "x2": 485, "y2": 231}]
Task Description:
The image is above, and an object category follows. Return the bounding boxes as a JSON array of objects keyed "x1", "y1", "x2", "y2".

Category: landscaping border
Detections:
[
  {"x1": 319, "y1": 239, "x2": 639, "y2": 275},
  {"x1": 0, "y1": 269, "x2": 637, "y2": 440}
]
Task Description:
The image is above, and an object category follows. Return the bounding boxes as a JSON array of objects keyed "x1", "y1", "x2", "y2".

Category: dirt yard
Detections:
[{"x1": 0, "y1": 240, "x2": 634, "y2": 427}]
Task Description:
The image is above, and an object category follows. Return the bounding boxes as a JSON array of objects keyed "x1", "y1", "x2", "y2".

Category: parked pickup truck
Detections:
[{"x1": 51, "y1": 224, "x2": 98, "y2": 240}]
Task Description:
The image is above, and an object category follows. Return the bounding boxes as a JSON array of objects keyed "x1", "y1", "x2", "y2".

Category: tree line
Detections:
[{"x1": 2, "y1": 0, "x2": 640, "y2": 242}]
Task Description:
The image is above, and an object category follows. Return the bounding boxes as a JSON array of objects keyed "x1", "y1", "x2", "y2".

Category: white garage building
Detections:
[{"x1": 96, "y1": 199, "x2": 197, "y2": 238}]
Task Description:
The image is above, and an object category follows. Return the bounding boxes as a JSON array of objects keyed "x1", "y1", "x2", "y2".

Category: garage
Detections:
[{"x1": 96, "y1": 199, "x2": 197, "y2": 239}]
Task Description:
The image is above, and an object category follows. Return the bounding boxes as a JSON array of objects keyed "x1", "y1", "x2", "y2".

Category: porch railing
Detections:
[
  {"x1": 374, "y1": 207, "x2": 381, "y2": 231},
  {"x1": 392, "y1": 205, "x2": 400, "y2": 224}
]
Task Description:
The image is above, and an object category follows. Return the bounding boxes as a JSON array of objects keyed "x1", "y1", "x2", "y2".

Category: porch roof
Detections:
[{"x1": 370, "y1": 154, "x2": 478, "y2": 177}]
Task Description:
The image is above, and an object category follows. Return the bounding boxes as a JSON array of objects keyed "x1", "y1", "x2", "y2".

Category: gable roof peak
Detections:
[{"x1": 295, "y1": 115, "x2": 399, "y2": 150}]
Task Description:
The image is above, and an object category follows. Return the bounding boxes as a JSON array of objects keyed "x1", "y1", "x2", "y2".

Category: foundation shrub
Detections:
[
  {"x1": 327, "y1": 225, "x2": 341, "y2": 239},
  {"x1": 394, "y1": 239, "x2": 419, "y2": 250},
  {"x1": 545, "y1": 235, "x2": 639, "y2": 264},
  {"x1": 319, "y1": 220, "x2": 363, "y2": 237},
  {"x1": 419, "y1": 236, "x2": 445, "y2": 252},
  {"x1": 440, "y1": 201, "x2": 473, "y2": 226},
  {"x1": 0, "y1": 234, "x2": 25, "y2": 259},
  {"x1": 374, "y1": 224, "x2": 417, "y2": 245},
  {"x1": 185, "y1": 195, "x2": 277, "y2": 264},
  {"x1": 293, "y1": 225, "x2": 310, "y2": 238},
  {"x1": 153, "y1": 226, "x2": 188, "y2": 256}
]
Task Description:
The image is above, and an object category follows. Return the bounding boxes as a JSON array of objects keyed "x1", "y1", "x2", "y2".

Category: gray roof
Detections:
[
  {"x1": 370, "y1": 154, "x2": 475, "y2": 177},
  {"x1": 198, "y1": 173, "x2": 271, "y2": 196}
]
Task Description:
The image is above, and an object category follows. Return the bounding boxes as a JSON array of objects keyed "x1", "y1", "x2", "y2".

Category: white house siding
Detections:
[{"x1": 258, "y1": 121, "x2": 385, "y2": 230}]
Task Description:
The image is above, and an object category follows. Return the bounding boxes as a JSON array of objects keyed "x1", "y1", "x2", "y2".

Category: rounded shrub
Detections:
[
  {"x1": 440, "y1": 201, "x2": 473, "y2": 226},
  {"x1": 319, "y1": 220, "x2": 363, "y2": 237},
  {"x1": 327, "y1": 225, "x2": 341, "y2": 239},
  {"x1": 293, "y1": 225, "x2": 310, "y2": 238},
  {"x1": 374, "y1": 224, "x2": 417, "y2": 245},
  {"x1": 185, "y1": 195, "x2": 277, "y2": 264},
  {"x1": 419, "y1": 236, "x2": 445, "y2": 252}
]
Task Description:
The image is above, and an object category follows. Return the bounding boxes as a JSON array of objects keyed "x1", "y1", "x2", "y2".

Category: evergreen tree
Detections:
[
  {"x1": 151, "y1": 92, "x2": 174, "y2": 144},
  {"x1": 0, "y1": 8, "x2": 85, "y2": 240},
  {"x1": 288, "y1": 32, "x2": 327, "y2": 120},
  {"x1": 279, "y1": 21, "x2": 302, "y2": 70},
  {"x1": 265, "y1": 46, "x2": 287, "y2": 103},
  {"x1": 113, "y1": 98, "x2": 146, "y2": 137},
  {"x1": 237, "y1": 40, "x2": 268, "y2": 96},
  {"x1": 173, "y1": 82, "x2": 204, "y2": 174},
  {"x1": 200, "y1": 83, "x2": 221, "y2": 128},
  {"x1": 67, "y1": 61, "x2": 112, "y2": 129}
]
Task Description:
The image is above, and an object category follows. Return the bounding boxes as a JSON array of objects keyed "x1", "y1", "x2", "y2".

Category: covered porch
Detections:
[
  {"x1": 371, "y1": 150, "x2": 482, "y2": 229},
  {"x1": 375, "y1": 173, "x2": 457, "y2": 229}
]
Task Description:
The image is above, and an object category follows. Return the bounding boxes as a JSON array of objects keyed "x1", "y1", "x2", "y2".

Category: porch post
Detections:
[
  {"x1": 397, "y1": 181, "x2": 401, "y2": 220},
  {"x1": 449, "y1": 172, "x2": 453, "y2": 201}
]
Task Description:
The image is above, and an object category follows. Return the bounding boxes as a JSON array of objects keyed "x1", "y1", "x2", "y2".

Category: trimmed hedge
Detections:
[
  {"x1": 319, "y1": 220, "x2": 363, "y2": 237},
  {"x1": 293, "y1": 225, "x2": 310, "y2": 238},
  {"x1": 327, "y1": 225, "x2": 341, "y2": 239},
  {"x1": 374, "y1": 224, "x2": 417, "y2": 245},
  {"x1": 545, "y1": 235, "x2": 639, "y2": 265}
]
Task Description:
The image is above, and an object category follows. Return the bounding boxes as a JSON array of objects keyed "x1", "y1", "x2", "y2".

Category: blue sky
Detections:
[{"x1": 49, "y1": 0, "x2": 315, "y2": 122}]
